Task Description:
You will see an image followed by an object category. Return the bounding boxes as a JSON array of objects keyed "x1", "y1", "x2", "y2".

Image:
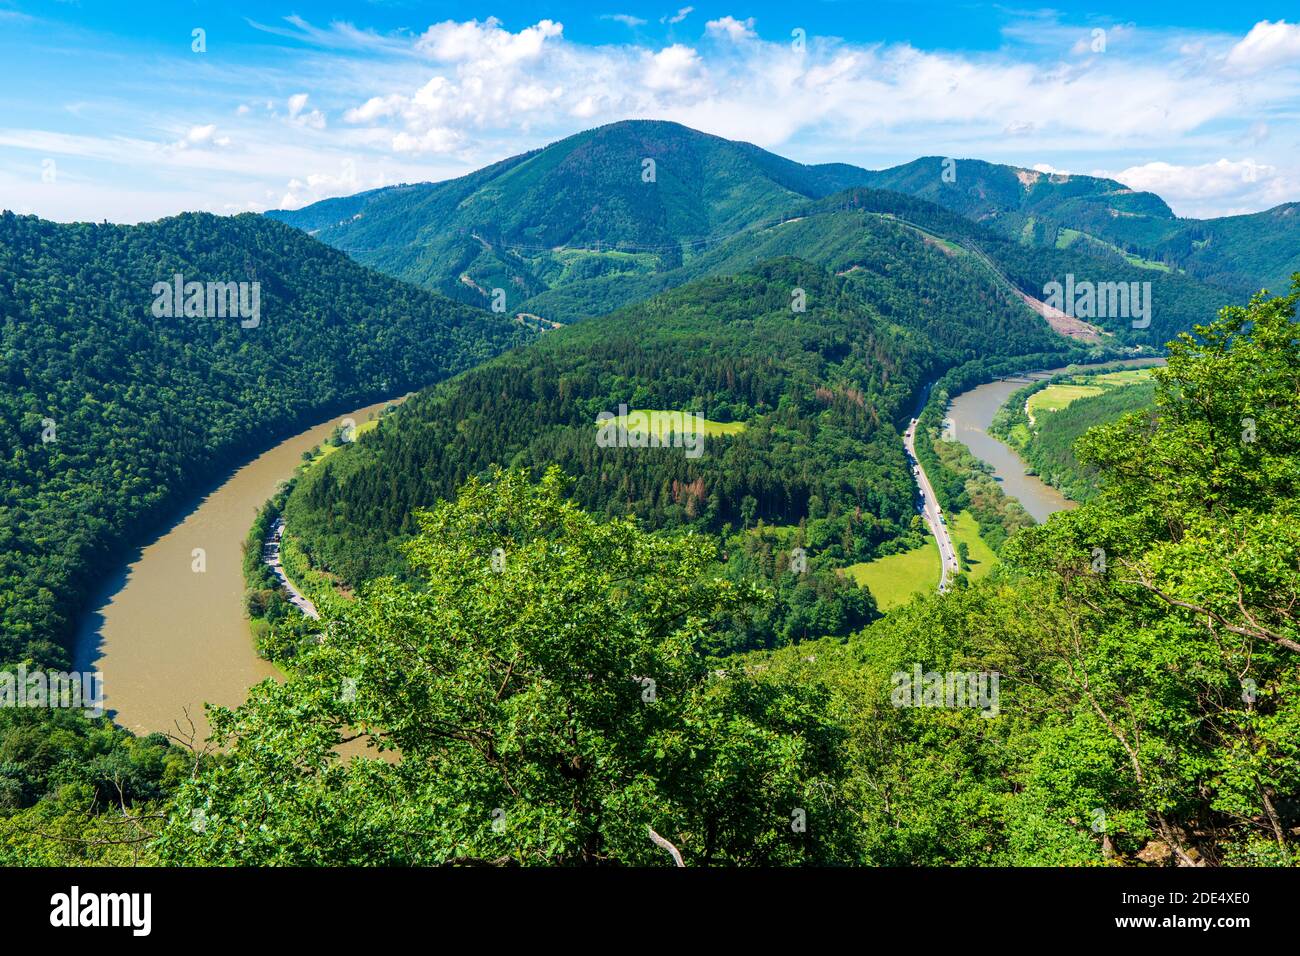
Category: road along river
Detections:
[
  {"x1": 903, "y1": 399, "x2": 959, "y2": 592},
  {"x1": 944, "y1": 358, "x2": 1165, "y2": 523},
  {"x1": 72, "y1": 358, "x2": 1160, "y2": 738},
  {"x1": 73, "y1": 398, "x2": 397, "y2": 740}
]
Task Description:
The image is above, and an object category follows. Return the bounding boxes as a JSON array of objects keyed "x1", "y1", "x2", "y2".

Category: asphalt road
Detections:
[
  {"x1": 903, "y1": 411, "x2": 960, "y2": 593},
  {"x1": 263, "y1": 517, "x2": 320, "y2": 619}
]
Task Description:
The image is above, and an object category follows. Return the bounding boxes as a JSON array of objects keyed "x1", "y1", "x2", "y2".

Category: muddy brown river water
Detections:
[
  {"x1": 71, "y1": 358, "x2": 1162, "y2": 742},
  {"x1": 72, "y1": 399, "x2": 397, "y2": 740}
]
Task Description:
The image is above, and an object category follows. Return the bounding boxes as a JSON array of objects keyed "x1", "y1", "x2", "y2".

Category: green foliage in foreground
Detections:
[
  {"x1": 159, "y1": 469, "x2": 857, "y2": 865},
  {"x1": 0, "y1": 709, "x2": 188, "y2": 865},
  {"x1": 158, "y1": 283, "x2": 1300, "y2": 866}
]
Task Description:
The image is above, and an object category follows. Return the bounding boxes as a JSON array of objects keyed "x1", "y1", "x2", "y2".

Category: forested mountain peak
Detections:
[
  {"x1": 268, "y1": 119, "x2": 872, "y2": 247},
  {"x1": 265, "y1": 119, "x2": 876, "y2": 311},
  {"x1": 268, "y1": 119, "x2": 1280, "y2": 322}
]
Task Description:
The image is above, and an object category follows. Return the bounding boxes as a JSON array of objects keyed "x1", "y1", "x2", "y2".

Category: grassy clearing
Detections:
[
  {"x1": 595, "y1": 410, "x2": 746, "y2": 437},
  {"x1": 950, "y1": 510, "x2": 997, "y2": 581},
  {"x1": 1026, "y1": 383, "x2": 1103, "y2": 419},
  {"x1": 1055, "y1": 228, "x2": 1172, "y2": 272},
  {"x1": 841, "y1": 541, "x2": 940, "y2": 612},
  {"x1": 1089, "y1": 368, "x2": 1154, "y2": 387},
  {"x1": 841, "y1": 510, "x2": 998, "y2": 610},
  {"x1": 302, "y1": 418, "x2": 380, "y2": 470}
]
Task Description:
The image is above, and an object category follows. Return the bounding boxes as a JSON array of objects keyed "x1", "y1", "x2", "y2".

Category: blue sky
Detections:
[{"x1": 2, "y1": 0, "x2": 1298, "y2": 222}]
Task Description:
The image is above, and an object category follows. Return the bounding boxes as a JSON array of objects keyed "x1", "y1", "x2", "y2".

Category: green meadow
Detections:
[
  {"x1": 841, "y1": 510, "x2": 996, "y2": 611},
  {"x1": 594, "y1": 410, "x2": 747, "y2": 437}
]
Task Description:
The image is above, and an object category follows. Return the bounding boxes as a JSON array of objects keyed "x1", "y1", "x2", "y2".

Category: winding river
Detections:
[
  {"x1": 945, "y1": 358, "x2": 1165, "y2": 523},
  {"x1": 71, "y1": 359, "x2": 1161, "y2": 741},
  {"x1": 72, "y1": 398, "x2": 397, "y2": 740}
]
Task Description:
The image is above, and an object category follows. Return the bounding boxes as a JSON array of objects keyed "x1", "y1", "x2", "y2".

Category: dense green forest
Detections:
[
  {"x1": 991, "y1": 370, "x2": 1158, "y2": 501},
  {"x1": 3, "y1": 278, "x2": 1295, "y2": 866},
  {"x1": 282, "y1": 259, "x2": 932, "y2": 651},
  {"x1": 0, "y1": 211, "x2": 527, "y2": 668},
  {"x1": 279, "y1": 247, "x2": 1071, "y2": 611},
  {"x1": 143, "y1": 283, "x2": 1299, "y2": 865}
]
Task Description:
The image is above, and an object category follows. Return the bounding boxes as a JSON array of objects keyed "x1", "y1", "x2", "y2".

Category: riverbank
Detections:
[
  {"x1": 72, "y1": 397, "x2": 400, "y2": 740},
  {"x1": 263, "y1": 518, "x2": 319, "y2": 619},
  {"x1": 944, "y1": 358, "x2": 1164, "y2": 523}
]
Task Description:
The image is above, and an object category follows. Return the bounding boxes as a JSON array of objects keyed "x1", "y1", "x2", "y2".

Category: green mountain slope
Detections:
[
  {"x1": 267, "y1": 120, "x2": 872, "y2": 312},
  {"x1": 0, "y1": 211, "x2": 527, "y2": 666},
  {"x1": 864, "y1": 157, "x2": 1300, "y2": 296},
  {"x1": 861, "y1": 156, "x2": 1175, "y2": 242},
  {"x1": 282, "y1": 259, "x2": 935, "y2": 589},
  {"x1": 270, "y1": 122, "x2": 1236, "y2": 346}
]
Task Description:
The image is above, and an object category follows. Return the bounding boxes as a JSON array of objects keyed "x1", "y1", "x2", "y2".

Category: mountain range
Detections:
[{"x1": 269, "y1": 120, "x2": 1294, "y2": 330}]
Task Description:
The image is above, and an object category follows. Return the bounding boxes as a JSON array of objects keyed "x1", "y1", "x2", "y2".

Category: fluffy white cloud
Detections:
[
  {"x1": 1225, "y1": 20, "x2": 1300, "y2": 74},
  {"x1": 170, "y1": 124, "x2": 231, "y2": 150},
  {"x1": 643, "y1": 44, "x2": 703, "y2": 91},
  {"x1": 416, "y1": 17, "x2": 562, "y2": 65},
  {"x1": 1106, "y1": 158, "x2": 1297, "y2": 216},
  {"x1": 338, "y1": 18, "x2": 1268, "y2": 156},
  {"x1": 340, "y1": 19, "x2": 570, "y2": 152}
]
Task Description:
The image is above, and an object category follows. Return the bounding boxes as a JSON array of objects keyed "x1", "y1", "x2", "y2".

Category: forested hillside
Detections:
[
  {"x1": 268, "y1": 120, "x2": 872, "y2": 311},
  {"x1": 284, "y1": 260, "x2": 927, "y2": 583},
  {"x1": 157, "y1": 282, "x2": 1300, "y2": 866},
  {"x1": 280, "y1": 238, "x2": 1080, "y2": 593},
  {"x1": 270, "y1": 122, "x2": 1244, "y2": 336},
  {"x1": 866, "y1": 157, "x2": 1300, "y2": 298},
  {"x1": 861, "y1": 155, "x2": 1175, "y2": 245},
  {"x1": 0, "y1": 211, "x2": 526, "y2": 667}
]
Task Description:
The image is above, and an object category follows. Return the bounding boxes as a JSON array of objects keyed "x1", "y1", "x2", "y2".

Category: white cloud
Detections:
[
  {"x1": 706, "y1": 16, "x2": 756, "y2": 43},
  {"x1": 643, "y1": 44, "x2": 703, "y2": 91},
  {"x1": 391, "y1": 127, "x2": 463, "y2": 154},
  {"x1": 1225, "y1": 20, "x2": 1300, "y2": 75},
  {"x1": 1107, "y1": 158, "x2": 1297, "y2": 217},
  {"x1": 171, "y1": 124, "x2": 232, "y2": 150},
  {"x1": 602, "y1": 14, "x2": 646, "y2": 28},
  {"x1": 416, "y1": 17, "x2": 562, "y2": 65},
  {"x1": 662, "y1": 7, "x2": 693, "y2": 26},
  {"x1": 277, "y1": 158, "x2": 378, "y2": 209},
  {"x1": 286, "y1": 93, "x2": 327, "y2": 129}
]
